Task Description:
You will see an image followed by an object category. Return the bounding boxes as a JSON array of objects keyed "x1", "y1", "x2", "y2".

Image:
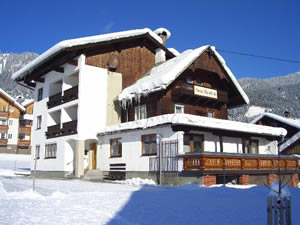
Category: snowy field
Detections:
[{"x1": 0, "y1": 154, "x2": 299, "y2": 225}]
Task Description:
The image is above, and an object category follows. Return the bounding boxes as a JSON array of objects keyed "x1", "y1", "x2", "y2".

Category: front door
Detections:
[{"x1": 89, "y1": 143, "x2": 97, "y2": 170}]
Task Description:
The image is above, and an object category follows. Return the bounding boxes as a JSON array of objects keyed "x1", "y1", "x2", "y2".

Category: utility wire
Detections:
[{"x1": 216, "y1": 49, "x2": 300, "y2": 64}]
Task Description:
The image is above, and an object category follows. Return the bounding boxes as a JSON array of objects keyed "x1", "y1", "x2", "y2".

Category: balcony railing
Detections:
[
  {"x1": 46, "y1": 120, "x2": 77, "y2": 139},
  {"x1": 61, "y1": 120, "x2": 78, "y2": 136},
  {"x1": 47, "y1": 86, "x2": 78, "y2": 109},
  {"x1": 0, "y1": 124, "x2": 8, "y2": 131},
  {"x1": 0, "y1": 139, "x2": 8, "y2": 145},
  {"x1": 19, "y1": 126, "x2": 31, "y2": 134},
  {"x1": 172, "y1": 81, "x2": 228, "y2": 106},
  {"x1": 0, "y1": 111, "x2": 9, "y2": 118},
  {"x1": 47, "y1": 92, "x2": 63, "y2": 108},
  {"x1": 63, "y1": 86, "x2": 78, "y2": 103},
  {"x1": 18, "y1": 140, "x2": 31, "y2": 146},
  {"x1": 178, "y1": 152, "x2": 299, "y2": 171},
  {"x1": 19, "y1": 119, "x2": 32, "y2": 127},
  {"x1": 46, "y1": 124, "x2": 61, "y2": 139}
]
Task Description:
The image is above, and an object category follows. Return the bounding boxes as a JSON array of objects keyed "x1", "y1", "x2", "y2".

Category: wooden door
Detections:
[{"x1": 90, "y1": 143, "x2": 97, "y2": 170}]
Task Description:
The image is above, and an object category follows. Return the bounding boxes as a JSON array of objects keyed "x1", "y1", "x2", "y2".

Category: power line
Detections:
[{"x1": 216, "y1": 49, "x2": 300, "y2": 64}]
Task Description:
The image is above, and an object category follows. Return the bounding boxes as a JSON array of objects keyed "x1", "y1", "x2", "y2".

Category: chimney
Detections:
[
  {"x1": 154, "y1": 28, "x2": 171, "y2": 64},
  {"x1": 154, "y1": 28, "x2": 171, "y2": 46}
]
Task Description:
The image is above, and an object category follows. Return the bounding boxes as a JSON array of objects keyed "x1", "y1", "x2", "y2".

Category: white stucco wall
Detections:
[
  {"x1": 7, "y1": 118, "x2": 19, "y2": 145},
  {"x1": 97, "y1": 126, "x2": 179, "y2": 172}
]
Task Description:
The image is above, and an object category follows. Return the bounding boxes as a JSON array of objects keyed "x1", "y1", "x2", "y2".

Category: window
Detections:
[
  {"x1": 207, "y1": 111, "x2": 214, "y2": 118},
  {"x1": 242, "y1": 139, "x2": 259, "y2": 154},
  {"x1": 2, "y1": 106, "x2": 7, "y2": 112},
  {"x1": 35, "y1": 145, "x2": 40, "y2": 159},
  {"x1": 36, "y1": 115, "x2": 42, "y2": 129},
  {"x1": 134, "y1": 105, "x2": 147, "y2": 120},
  {"x1": 1, "y1": 120, "x2": 6, "y2": 125},
  {"x1": 8, "y1": 134, "x2": 12, "y2": 139},
  {"x1": 174, "y1": 104, "x2": 184, "y2": 114},
  {"x1": 9, "y1": 120, "x2": 13, "y2": 125},
  {"x1": 37, "y1": 88, "x2": 43, "y2": 101},
  {"x1": 45, "y1": 143, "x2": 57, "y2": 159},
  {"x1": 110, "y1": 138, "x2": 122, "y2": 157},
  {"x1": 19, "y1": 133, "x2": 25, "y2": 140},
  {"x1": 0, "y1": 133, "x2": 6, "y2": 139},
  {"x1": 184, "y1": 134, "x2": 204, "y2": 153},
  {"x1": 141, "y1": 134, "x2": 157, "y2": 155}
]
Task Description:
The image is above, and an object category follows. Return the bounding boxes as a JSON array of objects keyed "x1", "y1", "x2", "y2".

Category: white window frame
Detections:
[
  {"x1": 8, "y1": 134, "x2": 12, "y2": 139},
  {"x1": 9, "y1": 120, "x2": 13, "y2": 126},
  {"x1": 36, "y1": 115, "x2": 42, "y2": 129},
  {"x1": 2, "y1": 106, "x2": 7, "y2": 112},
  {"x1": 174, "y1": 104, "x2": 184, "y2": 114},
  {"x1": 134, "y1": 105, "x2": 147, "y2": 121},
  {"x1": 0, "y1": 133, "x2": 6, "y2": 139},
  {"x1": 1, "y1": 120, "x2": 7, "y2": 125},
  {"x1": 207, "y1": 111, "x2": 214, "y2": 118}
]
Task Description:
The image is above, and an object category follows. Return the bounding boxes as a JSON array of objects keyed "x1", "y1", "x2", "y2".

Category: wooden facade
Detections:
[{"x1": 121, "y1": 51, "x2": 245, "y2": 122}]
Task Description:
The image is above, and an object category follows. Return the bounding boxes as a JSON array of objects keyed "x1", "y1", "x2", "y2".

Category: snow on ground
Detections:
[
  {"x1": 0, "y1": 153, "x2": 31, "y2": 176},
  {"x1": 0, "y1": 154, "x2": 299, "y2": 225}
]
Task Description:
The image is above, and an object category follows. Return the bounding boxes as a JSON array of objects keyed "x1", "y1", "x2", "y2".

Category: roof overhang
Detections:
[{"x1": 11, "y1": 28, "x2": 175, "y2": 87}]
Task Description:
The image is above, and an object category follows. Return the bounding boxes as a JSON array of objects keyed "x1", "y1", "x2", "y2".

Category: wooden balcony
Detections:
[
  {"x1": 0, "y1": 139, "x2": 8, "y2": 145},
  {"x1": 46, "y1": 124, "x2": 61, "y2": 139},
  {"x1": 0, "y1": 111, "x2": 9, "y2": 118},
  {"x1": 172, "y1": 81, "x2": 228, "y2": 107},
  {"x1": 19, "y1": 120, "x2": 32, "y2": 127},
  {"x1": 46, "y1": 120, "x2": 77, "y2": 139},
  {"x1": 0, "y1": 124, "x2": 8, "y2": 131},
  {"x1": 19, "y1": 126, "x2": 31, "y2": 134},
  {"x1": 47, "y1": 92, "x2": 63, "y2": 108},
  {"x1": 18, "y1": 140, "x2": 31, "y2": 146},
  {"x1": 61, "y1": 120, "x2": 77, "y2": 136},
  {"x1": 63, "y1": 86, "x2": 78, "y2": 103},
  {"x1": 178, "y1": 152, "x2": 299, "y2": 171}
]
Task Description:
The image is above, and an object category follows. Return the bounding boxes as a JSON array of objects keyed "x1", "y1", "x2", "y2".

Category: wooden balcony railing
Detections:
[
  {"x1": 61, "y1": 120, "x2": 77, "y2": 136},
  {"x1": 19, "y1": 119, "x2": 32, "y2": 127},
  {"x1": 0, "y1": 111, "x2": 9, "y2": 118},
  {"x1": 0, "y1": 139, "x2": 8, "y2": 145},
  {"x1": 46, "y1": 120, "x2": 77, "y2": 139},
  {"x1": 18, "y1": 140, "x2": 31, "y2": 146},
  {"x1": 0, "y1": 124, "x2": 8, "y2": 131},
  {"x1": 172, "y1": 81, "x2": 228, "y2": 106},
  {"x1": 47, "y1": 86, "x2": 78, "y2": 109},
  {"x1": 46, "y1": 124, "x2": 61, "y2": 139},
  {"x1": 63, "y1": 86, "x2": 78, "y2": 103},
  {"x1": 19, "y1": 126, "x2": 31, "y2": 134},
  {"x1": 178, "y1": 152, "x2": 298, "y2": 171},
  {"x1": 47, "y1": 92, "x2": 63, "y2": 108}
]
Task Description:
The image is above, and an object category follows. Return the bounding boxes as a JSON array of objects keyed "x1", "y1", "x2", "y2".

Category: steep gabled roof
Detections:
[
  {"x1": 279, "y1": 131, "x2": 300, "y2": 152},
  {"x1": 251, "y1": 113, "x2": 300, "y2": 129},
  {"x1": 118, "y1": 46, "x2": 249, "y2": 108},
  {"x1": 12, "y1": 28, "x2": 174, "y2": 82},
  {"x1": 0, "y1": 88, "x2": 25, "y2": 111}
]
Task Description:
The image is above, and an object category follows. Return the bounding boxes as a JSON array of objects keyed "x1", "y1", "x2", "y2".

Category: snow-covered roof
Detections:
[
  {"x1": 0, "y1": 88, "x2": 25, "y2": 111},
  {"x1": 251, "y1": 113, "x2": 300, "y2": 129},
  {"x1": 168, "y1": 48, "x2": 180, "y2": 56},
  {"x1": 154, "y1": 28, "x2": 171, "y2": 39},
  {"x1": 97, "y1": 114, "x2": 286, "y2": 137},
  {"x1": 118, "y1": 46, "x2": 249, "y2": 107},
  {"x1": 11, "y1": 28, "x2": 163, "y2": 81},
  {"x1": 22, "y1": 99, "x2": 34, "y2": 107},
  {"x1": 279, "y1": 131, "x2": 300, "y2": 152}
]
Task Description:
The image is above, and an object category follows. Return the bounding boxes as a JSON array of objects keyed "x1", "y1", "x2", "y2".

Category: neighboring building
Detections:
[
  {"x1": 12, "y1": 28, "x2": 299, "y2": 186},
  {"x1": 0, "y1": 89, "x2": 33, "y2": 154},
  {"x1": 251, "y1": 113, "x2": 300, "y2": 156}
]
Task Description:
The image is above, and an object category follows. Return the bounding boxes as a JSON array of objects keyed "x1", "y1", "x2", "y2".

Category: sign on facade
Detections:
[{"x1": 194, "y1": 86, "x2": 218, "y2": 99}]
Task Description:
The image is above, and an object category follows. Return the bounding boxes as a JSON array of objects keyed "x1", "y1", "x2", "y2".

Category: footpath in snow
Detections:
[{"x1": 0, "y1": 154, "x2": 299, "y2": 225}]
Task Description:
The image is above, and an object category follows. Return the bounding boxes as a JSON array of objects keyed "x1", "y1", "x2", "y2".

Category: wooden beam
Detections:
[{"x1": 54, "y1": 67, "x2": 64, "y2": 73}]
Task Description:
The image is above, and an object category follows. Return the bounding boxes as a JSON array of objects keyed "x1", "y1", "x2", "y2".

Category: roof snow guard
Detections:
[
  {"x1": 97, "y1": 114, "x2": 286, "y2": 138},
  {"x1": 118, "y1": 46, "x2": 249, "y2": 108},
  {"x1": 11, "y1": 28, "x2": 164, "y2": 82}
]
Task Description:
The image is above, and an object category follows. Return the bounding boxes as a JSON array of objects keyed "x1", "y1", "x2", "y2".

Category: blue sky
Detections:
[{"x1": 1, "y1": 0, "x2": 299, "y2": 79}]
